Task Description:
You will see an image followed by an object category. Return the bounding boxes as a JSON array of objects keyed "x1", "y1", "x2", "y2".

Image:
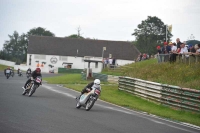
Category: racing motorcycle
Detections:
[
  {"x1": 10, "y1": 71, "x2": 14, "y2": 77},
  {"x1": 22, "y1": 76, "x2": 42, "y2": 97},
  {"x1": 76, "y1": 86, "x2": 101, "y2": 111},
  {"x1": 6, "y1": 73, "x2": 10, "y2": 79},
  {"x1": 18, "y1": 71, "x2": 23, "y2": 77},
  {"x1": 26, "y1": 73, "x2": 31, "y2": 78},
  {"x1": 5, "y1": 69, "x2": 11, "y2": 79}
]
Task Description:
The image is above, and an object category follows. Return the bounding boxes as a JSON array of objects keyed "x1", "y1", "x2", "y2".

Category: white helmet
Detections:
[
  {"x1": 94, "y1": 79, "x2": 101, "y2": 88},
  {"x1": 94, "y1": 79, "x2": 100, "y2": 85}
]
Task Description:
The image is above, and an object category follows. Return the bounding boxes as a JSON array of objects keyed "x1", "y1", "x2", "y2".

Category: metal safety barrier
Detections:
[{"x1": 119, "y1": 76, "x2": 200, "y2": 112}]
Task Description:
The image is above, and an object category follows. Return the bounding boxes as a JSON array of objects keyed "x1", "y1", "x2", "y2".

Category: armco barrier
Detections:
[
  {"x1": 119, "y1": 76, "x2": 200, "y2": 112},
  {"x1": 58, "y1": 68, "x2": 83, "y2": 73}
]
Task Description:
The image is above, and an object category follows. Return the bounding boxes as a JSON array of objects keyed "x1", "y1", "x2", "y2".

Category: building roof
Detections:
[{"x1": 28, "y1": 36, "x2": 140, "y2": 60}]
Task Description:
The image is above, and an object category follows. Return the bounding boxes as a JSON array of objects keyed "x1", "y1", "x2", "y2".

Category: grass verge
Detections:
[
  {"x1": 102, "y1": 59, "x2": 200, "y2": 90},
  {"x1": 0, "y1": 64, "x2": 14, "y2": 71},
  {"x1": 44, "y1": 74, "x2": 200, "y2": 126}
]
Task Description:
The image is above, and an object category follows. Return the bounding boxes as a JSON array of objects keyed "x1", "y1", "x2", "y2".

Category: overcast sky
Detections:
[{"x1": 0, "y1": 0, "x2": 199, "y2": 50}]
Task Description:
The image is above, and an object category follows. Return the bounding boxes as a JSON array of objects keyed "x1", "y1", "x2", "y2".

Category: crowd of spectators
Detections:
[
  {"x1": 103, "y1": 57, "x2": 117, "y2": 68},
  {"x1": 156, "y1": 38, "x2": 200, "y2": 63},
  {"x1": 136, "y1": 53, "x2": 149, "y2": 62}
]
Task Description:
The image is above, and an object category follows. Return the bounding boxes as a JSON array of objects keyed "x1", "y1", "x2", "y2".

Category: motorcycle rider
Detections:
[
  {"x1": 5, "y1": 67, "x2": 11, "y2": 75},
  {"x1": 77, "y1": 79, "x2": 101, "y2": 99},
  {"x1": 26, "y1": 68, "x2": 32, "y2": 76},
  {"x1": 26, "y1": 68, "x2": 31, "y2": 74},
  {"x1": 22, "y1": 68, "x2": 42, "y2": 90},
  {"x1": 17, "y1": 68, "x2": 20, "y2": 74}
]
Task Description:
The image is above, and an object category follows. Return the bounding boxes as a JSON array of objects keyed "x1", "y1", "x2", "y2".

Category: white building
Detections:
[{"x1": 27, "y1": 36, "x2": 140, "y2": 73}]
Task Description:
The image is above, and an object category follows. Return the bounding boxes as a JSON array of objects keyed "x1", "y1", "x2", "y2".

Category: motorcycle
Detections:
[
  {"x1": 18, "y1": 71, "x2": 23, "y2": 77},
  {"x1": 10, "y1": 71, "x2": 14, "y2": 77},
  {"x1": 76, "y1": 87, "x2": 101, "y2": 111},
  {"x1": 6, "y1": 73, "x2": 10, "y2": 79},
  {"x1": 5, "y1": 69, "x2": 11, "y2": 79},
  {"x1": 26, "y1": 73, "x2": 31, "y2": 78},
  {"x1": 22, "y1": 76, "x2": 42, "y2": 97}
]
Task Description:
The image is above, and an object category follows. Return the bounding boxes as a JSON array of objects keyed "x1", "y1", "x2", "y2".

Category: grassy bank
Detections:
[
  {"x1": 0, "y1": 64, "x2": 14, "y2": 71},
  {"x1": 44, "y1": 74, "x2": 200, "y2": 126},
  {"x1": 102, "y1": 59, "x2": 200, "y2": 90}
]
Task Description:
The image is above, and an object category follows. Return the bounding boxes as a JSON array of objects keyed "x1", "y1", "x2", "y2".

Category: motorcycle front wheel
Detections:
[
  {"x1": 28, "y1": 84, "x2": 37, "y2": 97},
  {"x1": 76, "y1": 101, "x2": 81, "y2": 109},
  {"x1": 85, "y1": 98, "x2": 95, "y2": 111}
]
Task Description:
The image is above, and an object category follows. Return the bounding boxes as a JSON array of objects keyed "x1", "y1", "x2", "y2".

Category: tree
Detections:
[
  {"x1": 1, "y1": 31, "x2": 27, "y2": 64},
  {"x1": 27, "y1": 27, "x2": 55, "y2": 37},
  {"x1": 132, "y1": 16, "x2": 173, "y2": 54}
]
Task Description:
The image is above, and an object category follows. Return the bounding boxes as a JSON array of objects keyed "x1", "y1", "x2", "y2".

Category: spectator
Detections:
[
  {"x1": 170, "y1": 42, "x2": 177, "y2": 62},
  {"x1": 176, "y1": 38, "x2": 182, "y2": 53},
  {"x1": 180, "y1": 42, "x2": 188, "y2": 54},
  {"x1": 166, "y1": 42, "x2": 171, "y2": 53},
  {"x1": 109, "y1": 58, "x2": 113, "y2": 68},
  {"x1": 157, "y1": 45, "x2": 161, "y2": 63},
  {"x1": 112, "y1": 58, "x2": 116, "y2": 66},
  {"x1": 161, "y1": 42, "x2": 168, "y2": 54},
  {"x1": 142, "y1": 53, "x2": 147, "y2": 60},
  {"x1": 103, "y1": 58, "x2": 107, "y2": 68},
  {"x1": 161, "y1": 42, "x2": 169, "y2": 62},
  {"x1": 196, "y1": 44, "x2": 200, "y2": 54},
  {"x1": 139, "y1": 53, "x2": 142, "y2": 61},
  {"x1": 188, "y1": 44, "x2": 196, "y2": 53},
  {"x1": 179, "y1": 42, "x2": 189, "y2": 59}
]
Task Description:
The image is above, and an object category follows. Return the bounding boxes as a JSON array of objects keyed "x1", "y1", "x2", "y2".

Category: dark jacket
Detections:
[
  {"x1": 31, "y1": 70, "x2": 42, "y2": 79},
  {"x1": 26, "y1": 69, "x2": 31, "y2": 74},
  {"x1": 85, "y1": 82, "x2": 94, "y2": 90}
]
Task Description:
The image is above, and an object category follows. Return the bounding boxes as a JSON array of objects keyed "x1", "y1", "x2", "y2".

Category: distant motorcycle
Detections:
[
  {"x1": 22, "y1": 76, "x2": 42, "y2": 97},
  {"x1": 18, "y1": 71, "x2": 23, "y2": 77},
  {"x1": 76, "y1": 86, "x2": 101, "y2": 111},
  {"x1": 26, "y1": 73, "x2": 31, "y2": 78},
  {"x1": 10, "y1": 71, "x2": 14, "y2": 77},
  {"x1": 6, "y1": 73, "x2": 10, "y2": 79},
  {"x1": 5, "y1": 69, "x2": 11, "y2": 79}
]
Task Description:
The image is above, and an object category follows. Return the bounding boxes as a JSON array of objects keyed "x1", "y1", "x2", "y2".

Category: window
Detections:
[
  {"x1": 59, "y1": 56, "x2": 68, "y2": 61},
  {"x1": 34, "y1": 54, "x2": 46, "y2": 59}
]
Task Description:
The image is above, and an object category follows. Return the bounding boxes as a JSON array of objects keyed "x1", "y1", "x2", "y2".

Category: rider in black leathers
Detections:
[{"x1": 22, "y1": 68, "x2": 42, "y2": 90}]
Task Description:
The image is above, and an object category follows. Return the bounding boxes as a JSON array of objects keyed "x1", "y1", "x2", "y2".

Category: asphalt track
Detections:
[{"x1": 0, "y1": 72, "x2": 199, "y2": 133}]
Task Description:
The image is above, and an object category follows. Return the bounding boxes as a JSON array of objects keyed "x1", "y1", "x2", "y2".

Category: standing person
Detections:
[
  {"x1": 103, "y1": 58, "x2": 107, "y2": 68},
  {"x1": 170, "y1": 42, "x2": 177, "y2": 62},
  {"x1": 112, "y1": 58, "x2": 116, "y2": 68},
  {"x1": 157, "y1": 45, "x2": 162, "y2": 63},
  {"x1": 176, "y1": 38, "x2": 182, "y2": 53},
  {"x1": 161, "y1": 42, "x2": 168, "y2": 62},
  {"x1": 196, "y1": 44, "x2": 200, "y2": 54},
  {"x1": 109, "y1": 58, "x2": 113, "y2": 68},
  {"x1": 188, "y1": 44, "x2": 196, "y2": 53},
  {"x1": 22, "y1": 68, "x2": 42, "y2": 90}
]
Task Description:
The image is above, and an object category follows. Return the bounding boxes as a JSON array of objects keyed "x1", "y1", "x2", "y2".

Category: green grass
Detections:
[
  {"x1": 0, "y1": 64, "x2": 14, "y2": 71},
  {"x1": 44, "y1": 74, "x2": 200, "y2": 126},
  {"x1": 102, "y1": 59, "x2": 200, "y2": 90}
]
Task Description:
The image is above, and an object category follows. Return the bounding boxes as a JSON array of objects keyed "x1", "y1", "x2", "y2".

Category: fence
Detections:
[
  {"x1": 119, "y1": 76, "x2": 200, "y2": 112},
  {"x1": 157, "y1": 54, "x2": 200, "y2": 64}
]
